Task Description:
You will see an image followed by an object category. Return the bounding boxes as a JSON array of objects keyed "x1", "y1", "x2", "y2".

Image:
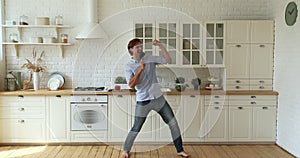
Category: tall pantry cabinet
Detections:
[{"x1": 225, "y1": 20, "x2": 274, "y2": 91}]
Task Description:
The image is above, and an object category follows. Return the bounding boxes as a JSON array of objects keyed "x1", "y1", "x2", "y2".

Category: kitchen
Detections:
[{"x1": 0, "y1": 0, "x2": 299, "y2": 157}]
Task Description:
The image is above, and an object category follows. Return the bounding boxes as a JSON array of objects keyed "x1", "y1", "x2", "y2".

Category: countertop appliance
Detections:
[{"x1": 71, "y1": 93, "x2": 108, "y2": 131}]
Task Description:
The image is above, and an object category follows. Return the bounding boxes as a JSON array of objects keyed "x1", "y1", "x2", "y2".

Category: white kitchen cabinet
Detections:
[
  {"x1": 46, "y1": 95, "x2": 70, "y2": 142},
  {"x1": 229, "y1": 105, "x2": 252, "y2": 141},
  {"x1": 181, "y1": 23, "x2": 205, "y2": 67},
  {"x1": 250, "y1": 21, "x2": 274, "y2": 44},
  {"x1": 131, "y1": 95, "x2": 157, "y2": 142},
  {"x1": 135, "y1": 22, "x2": 156, "y2": 56},
  {"x1": 250, "y1": 44, "x2": 274, "y2": 78},
  {"x1": 226, "y1": 21, "x2": 251, "y2": 43},
  {"x1": 204, "y1": 95, "x2": 228, "y2": 142},
  {"x1": 182, "y1": 95, "x2": 204, "y2": 142},
  {"x1": 156, "y1": 95, "x2": 183, "y2": 142},
  {"x1": 205, "y1": 22, "x2": 225, "y2": 67},
  {"x1": 225, "y1": 44, "x2": 250, "y2": 78},
  {"x1": 108, "y1": 94, "x2": 132, "y2": 142},
  {"x1": 0, "y1": 95, "x2": 46, "y2": 142}
]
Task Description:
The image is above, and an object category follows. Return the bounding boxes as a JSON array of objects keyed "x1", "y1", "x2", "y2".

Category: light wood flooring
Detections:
[{"x1": 0, "y1": 144, "x2": 295, "y2": 158}]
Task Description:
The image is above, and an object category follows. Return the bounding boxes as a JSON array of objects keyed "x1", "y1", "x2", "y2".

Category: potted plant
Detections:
[
  {"x1": 114, "y1": 76, "x2": 127, "y2": 90},
  {"x1": 175, "y1": 77, "x2": 186, "y2": 92},
  {"x1": 191, "y1": 78, "x2": 201, "y2": 90}
]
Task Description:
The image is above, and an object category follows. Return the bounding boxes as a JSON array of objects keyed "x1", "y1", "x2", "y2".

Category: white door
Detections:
[
  {"x1": 226, "y1": 21, "x2": 251, "y2": 43},
  {"x1": 250, "y1": 44, "x2": 274, "y2": 78},
  {"x1": 204, "y1": 106, "x2": 228, "y2": 142},
  {"x1": 253, "y1": 106, "x2": 276, "y2": 141},
  {"x1": 251, "y1": 21, "x2": 274, "y2": 44},
  {"x1": 225, "y1": 44, "x2": 250, "y2": 78},
  {"x1": 47, "y1": 95, "x2": 70, "y2": 142},
  {"x1": 108, "y1": 94, "x2": 132, "y2": 142},
  {"x1": 229, "y1": 106, "x2": 252, "y2": 141}
]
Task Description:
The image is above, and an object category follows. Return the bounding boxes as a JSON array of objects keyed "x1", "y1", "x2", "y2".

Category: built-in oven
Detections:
[{"x1": 71, "y1": 94, "x2": 108, "y2": 131}]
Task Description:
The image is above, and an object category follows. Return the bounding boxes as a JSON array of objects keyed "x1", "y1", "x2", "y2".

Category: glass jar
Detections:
[
  {"x1": 61, "y1": 34, "x2": 68, "y2": 43},
  {"x1": 55, "y1": 15, "x2": 63, "y2": 25},
  {"x1": 19, "y1": 15, "x2": 29, "y2": 25},
  {"x1": 9, "y1": 33, "x2": 18, "y2": 43}
]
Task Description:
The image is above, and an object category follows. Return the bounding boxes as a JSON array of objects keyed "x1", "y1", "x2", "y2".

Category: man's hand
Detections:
[
  {"x1": 153, "y1": 39, "x2": 161, "y2": 47},
  {"x1": 152, "y1": 39, "x2": 171, "y2": 64},
  {"x1": 140, "y1": 59, "x2": 146, "y2": 71}
]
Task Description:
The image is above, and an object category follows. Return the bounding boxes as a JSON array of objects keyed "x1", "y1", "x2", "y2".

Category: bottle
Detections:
[
  {"x1": 61, "y1": 34, "x2": 68, "y2": 43},
  {"x1": 19, "y1": 15, "x2": 29, "y2": 25},
  {"x1": 55, "y1": 15, "x2": 63, "y2": 25},
  {"x1": 9, "y1": 33, "x2": 18, "y2": 43}
]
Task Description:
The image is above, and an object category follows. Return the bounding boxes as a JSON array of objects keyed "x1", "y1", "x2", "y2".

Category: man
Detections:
[{"x1": 122, "y1": 38, "x2": 190, "y2": 158}]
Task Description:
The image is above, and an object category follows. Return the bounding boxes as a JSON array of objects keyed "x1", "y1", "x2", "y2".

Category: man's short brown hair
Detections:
[{"x1": 127, "y1": 38, "x2": 142, "y2": 55}]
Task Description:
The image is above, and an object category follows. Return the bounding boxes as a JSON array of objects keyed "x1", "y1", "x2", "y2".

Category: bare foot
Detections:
[
  {"x1": 177, "y1": 151, "x2": 190, "y2": 157},
  {"x1": 122, "y1": 151, "x2": 129, "y2": 158}
]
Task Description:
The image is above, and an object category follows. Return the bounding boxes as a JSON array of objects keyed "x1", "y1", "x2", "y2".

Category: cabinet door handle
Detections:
[
  {"x1": 18, "y1": 120, "x2": 25, "y2": 123},
  {"x1": 262, "y1": 107, "x2": 268, "y2": 109},
  {"x1": 259, "y1": 45, "x2": 265, "y2": 47},
  {"x1": 251, "y1": 102, "x2": 256, "y2": 104},
  {"x1": 236, "y1": 80, "x2": 240, "y2": 83},
  {"x1": 236, "y1": 45, "x2": 241, "y2": 47},
  {"x1": 238, "y1": 107, "x2": 243, "y2": 110},
  {"x1": 259, "y1": 86, "x2": 265, "y2": 89},
  {"x1": 18, "y1": 95, "x2": 24, "y2": 98},
  {"x1": 214, "y1": 107, "x2": 220, "y2": 110},
  {"x1": 251, "y1": 96, "x2": 256, "y2": 98},
  {"x1": 259, "y1": 80, "x2": 264, "y2": 83},
  {"x1": 214, "y1": 96, "x2": 220, "y2": 98},
  {"x1": 117, "y1": 95, "x2": 123, "y2": 98},
  {"x1": 18, "y1": 107, "x2": 25, "y2": 111},
  {"x1": 56, "y1": 95, "x2": 61, "y2": 98},
  {"x1": 190, "y1": 95, "x2": 196, "y2": 98},
  {"x1": 235, "y1": 86, "x2": 240, "y2": 89},
  {"x1": 214, "y1": 102, "x2": 219, "y2": 104}
]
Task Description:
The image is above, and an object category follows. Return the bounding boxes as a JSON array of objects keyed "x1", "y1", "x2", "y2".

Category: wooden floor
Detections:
[{"x1": 0, "y1": 144, "x2": 295, "y2": 158}]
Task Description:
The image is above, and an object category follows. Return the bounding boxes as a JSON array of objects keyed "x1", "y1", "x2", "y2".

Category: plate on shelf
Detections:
[
  {"x1": 48, "y1": 72, "x2": 65, "y2": 88},
  {"x1": 205, "y1": 87, "x2": 222, "y2": 90}
]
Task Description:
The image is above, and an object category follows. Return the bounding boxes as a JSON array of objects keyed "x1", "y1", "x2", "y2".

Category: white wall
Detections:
[
  {"x1": 2, "y1": 0, "x2": 273, "y2": 89},
  {"x1": 272, "y1": 0, "x2": 300, "y2": 157}
]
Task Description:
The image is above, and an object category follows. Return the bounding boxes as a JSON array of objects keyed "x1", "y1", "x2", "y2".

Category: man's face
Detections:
[{"x1": 130, "y1": 43, "x2": 143, "y2": 59}]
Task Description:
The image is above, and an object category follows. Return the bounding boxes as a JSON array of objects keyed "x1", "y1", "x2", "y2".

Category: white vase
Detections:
[{"x1": 32, "y1": 72, "x2": 40, "y2": 91}]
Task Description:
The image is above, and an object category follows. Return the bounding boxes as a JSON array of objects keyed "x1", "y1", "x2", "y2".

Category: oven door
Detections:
[{"x1": 71, "y1": 103, "x2": 107, "y2": 131}]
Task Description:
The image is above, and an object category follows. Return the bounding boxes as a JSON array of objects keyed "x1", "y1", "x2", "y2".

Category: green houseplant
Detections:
[{"x1": 175, "y1": 77, "x2": 186, "y2": 92}]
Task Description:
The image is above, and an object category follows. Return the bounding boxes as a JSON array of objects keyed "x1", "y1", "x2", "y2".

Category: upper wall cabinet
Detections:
[
  {"x1": 205, "y1": 22, "x2": 225, "y2": 67},
  {"x1": 226, "y1": 20, "x2": 274, "y2": 44},
  {"x1": 135, "y1": 22, "x2": 156, "y2": 56}
]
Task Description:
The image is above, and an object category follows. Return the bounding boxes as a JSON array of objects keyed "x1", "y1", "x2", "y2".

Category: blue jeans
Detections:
[{"x1": 123, "y1": 95, "x2": 184, "y2": 153}]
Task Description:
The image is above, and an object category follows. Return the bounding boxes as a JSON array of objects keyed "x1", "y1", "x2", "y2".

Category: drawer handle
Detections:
[
  {"x1": 214, "y1": 102, "x2": 219, "y2": 104},
  {"x1": 259, "y1": 86, "x2": 265, "y2": 89},
  {"x1": 235, "y1": 86, "x2": 240, "y2": 89},
  {"x1": 214, "y1": 107, "x2": 220, "y2": 110},
  {"x1": 190, "y1": 95, "x2": 195, "y2": 98},
  {"x1": 18, "y1": 95, "x2": 24, "y2": 98},
  {"x1": 251, "y1": 102, "x2": 256, "y2": 104},
  {"x1": 238, "y1": 107, "x2": 243, "y2": 110},
  {"x1": 18, "y1": 120, "x2": 25, "y2": 123},
  {"x1": 236, "y1": 80, "x2": 241, "y2": 83},
  {"x1": 259, "y1": 45, "x2": 265, "y2": 47},
  {"x1": 236, "y1": 45, "x2": 241, "y2": 47},
  {"x1": 259, "y1": 80, "x2": 264, "y2": 83},
  {"x1": 251, "y1": 96, "x2": 256, "y2": 98},
  {"x1": 214, "y1": 96, "x2": 220, "y2": 98},
  {"x1": 117, "y1": 95, "x2": 123, "y2": 97},
  {"x1": 18, "y1": 107, "x2": 25, "y2": 111},
  {"x1": 262, "y1": 107, "x2": 268, "y2": 109},
  {"x1": 56, "y1": 95, "x2": 61, "y2": 98}
]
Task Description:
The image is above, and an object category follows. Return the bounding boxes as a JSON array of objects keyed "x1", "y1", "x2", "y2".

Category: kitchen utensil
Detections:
[{"x1": 48, "y1": 72, "x2": 65, "y2": 88}]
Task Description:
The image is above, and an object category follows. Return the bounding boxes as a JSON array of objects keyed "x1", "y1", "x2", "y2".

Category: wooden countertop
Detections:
[{"x1": 0, "y1": 88, "x2": 279, "y2": 96}]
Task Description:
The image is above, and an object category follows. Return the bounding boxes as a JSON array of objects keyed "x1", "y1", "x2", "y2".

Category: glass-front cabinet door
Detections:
[
  {"x1": 205, "y1": 22, "x2": 225, "y2": 67},
  {"x1": 181, "y1": 23, "x2": 204, "y2": 67},
  {"x1": 157, "y1": 22, "x2": 179, "y2": 65},
  {"x1": 135, "y1": 23, "x2": 155, "y2": 56}
]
